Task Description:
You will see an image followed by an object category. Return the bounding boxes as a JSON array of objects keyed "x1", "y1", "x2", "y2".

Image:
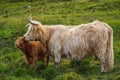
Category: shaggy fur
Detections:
[
  {"x1": 24, "y1": 19, "x2": 114, "y2": 73},
  {"x1": 15, "y1": 37, "x2": 49, "y2": 68}
]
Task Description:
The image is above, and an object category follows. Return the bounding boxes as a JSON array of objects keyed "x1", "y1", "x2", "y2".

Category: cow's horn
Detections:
[
  {"x1": 27, "y1": 15, "x2": 36, "y2": 25},
  {"x1": 27, "y1": 15, "x2": 33, "y2": 23},
  {"x1": 27, "y1": 15, "x2": 39, "y2": 25},
  {"x1": 29, "y1": 14, "x2": 32, "y2": 21}
]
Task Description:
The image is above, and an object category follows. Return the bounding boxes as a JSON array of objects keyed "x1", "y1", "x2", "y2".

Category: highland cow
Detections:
[{"x1": 23, "y1": 18, "x2": 114, "y2": 73}]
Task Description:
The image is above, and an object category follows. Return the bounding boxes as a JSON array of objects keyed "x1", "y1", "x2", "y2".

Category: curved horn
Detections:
[
  {"x1": 27, "y1": 15, "x2": 36, "y2": 25},
  {"x1": 29, "y1": 14, "x2": 32, "y2": 21},
  {"x1": 26, "y1": 15, "x2": 40, "y2": 25},
  {"x1": 26, "y1": 15, "x2": 32, "y2": 23},
  {"x1": 27, "y1": 18, "x2": 33, "y2": 24}
]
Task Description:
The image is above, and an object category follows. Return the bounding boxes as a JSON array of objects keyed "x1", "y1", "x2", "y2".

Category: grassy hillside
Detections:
[{"x1": 0, "y1": 0, "x2": 120, "y2": 80}]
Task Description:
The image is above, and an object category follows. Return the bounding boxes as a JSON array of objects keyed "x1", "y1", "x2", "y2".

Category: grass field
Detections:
[{"x1": 0, "y1": 0, "x2": 120, "y2": 80}]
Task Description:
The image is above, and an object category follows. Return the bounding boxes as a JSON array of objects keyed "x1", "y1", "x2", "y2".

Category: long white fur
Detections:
[{"x1": 24, "y1": 20, "x2": 114, "y2": 73}]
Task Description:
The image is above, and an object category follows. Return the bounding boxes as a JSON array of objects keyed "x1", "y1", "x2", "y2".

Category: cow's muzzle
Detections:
[{"x1": 23, "y1": 37, "x2": 28, "y2": 43}]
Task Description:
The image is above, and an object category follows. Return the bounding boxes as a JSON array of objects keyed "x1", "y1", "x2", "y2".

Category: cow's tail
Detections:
[{"x1": 106, "y1": 28, "x2": 114, "y2": 71}]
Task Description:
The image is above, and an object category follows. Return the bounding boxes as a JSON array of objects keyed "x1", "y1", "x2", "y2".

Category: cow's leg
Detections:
[
  {"x1": 94, "y1": 46, "x2": 107, "y2": 73},
  {"x1": 46, "y1": 53, "x2": 49, "y2": 66},
  {"x1": 100, "y1": 58, "x2": 107, "y2": 73},
  {"x1": 94, "y1": 55, "x2": 98, "y2": 61},
  {"x1": 24, "y1": 55, "x2": 31, "y2": 67},
  {"x1": 54, "y1": 52, "x2": 61, "y2": 68}
]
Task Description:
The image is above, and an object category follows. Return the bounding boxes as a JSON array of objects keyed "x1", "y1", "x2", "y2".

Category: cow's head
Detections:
[{"x1": 23, "y1": 16, "x2": 43, "y2": 42}]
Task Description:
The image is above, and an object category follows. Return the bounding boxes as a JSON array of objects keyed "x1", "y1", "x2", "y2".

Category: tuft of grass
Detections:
[
  {"x1": 41, "y1": 66, "x2": 61, "y2": 80},
  {"x1": 54, "y1": 72, "x2": 84, "y2": 80}
]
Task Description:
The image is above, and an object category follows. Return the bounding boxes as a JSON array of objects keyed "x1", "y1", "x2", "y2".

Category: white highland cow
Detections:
[{"x1": 23, "y1": 17, "x2": 114, "y2": 73}]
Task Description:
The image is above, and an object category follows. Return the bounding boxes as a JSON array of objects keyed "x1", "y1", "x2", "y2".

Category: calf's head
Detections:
[{"x1": 15, "y1": 37, "x2": 26, "y2": 49}]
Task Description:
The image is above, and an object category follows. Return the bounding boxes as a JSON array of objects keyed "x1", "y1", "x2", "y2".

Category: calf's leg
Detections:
[
  {"x1": 24, "y1": 55, "x2": 31, "y2": 67},
  {"x1": 31, "y1": 56, "x2": 38, "y2": 69}
]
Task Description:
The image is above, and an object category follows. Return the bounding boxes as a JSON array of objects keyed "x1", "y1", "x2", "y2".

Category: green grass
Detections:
[{"x1": 0, "y1": 0, "x2": 120, "y2": 80}]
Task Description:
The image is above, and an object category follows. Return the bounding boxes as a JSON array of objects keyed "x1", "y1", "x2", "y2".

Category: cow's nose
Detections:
[
  {"x1": 23, "y1": 36, "x2": 25, "y2": 40},
  {"x1": 23, "y1": 37, "x2": 27, "y2": 43}
]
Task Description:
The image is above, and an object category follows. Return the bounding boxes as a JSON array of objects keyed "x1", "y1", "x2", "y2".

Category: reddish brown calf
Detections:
[{"x1": 15, "y1": 37, "x2": 49, "y2": 68}]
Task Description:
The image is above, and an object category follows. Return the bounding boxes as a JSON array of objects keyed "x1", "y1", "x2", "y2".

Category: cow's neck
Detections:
[{"x1": 38, "y1": 26, "x2": 53, "y2": 48}]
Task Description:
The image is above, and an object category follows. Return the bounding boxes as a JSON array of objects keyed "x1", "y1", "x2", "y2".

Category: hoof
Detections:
[
  {"x1": 100, "y1": 71, "x2": 106, "y2": 74},
  {"x1": 55, "y1": 62, "x2": 59, "y2": 68}
]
